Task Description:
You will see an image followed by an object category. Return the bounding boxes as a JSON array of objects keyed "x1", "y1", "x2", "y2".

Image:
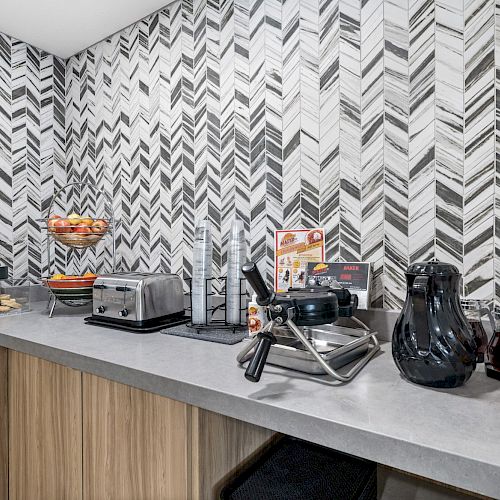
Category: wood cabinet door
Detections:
[
  {"x1": 0, "y1": 347, "x2": 7, "y2": 500},
  {"x1": 8, "y1": 350, "x2": 83, "y2": 500},
  {"x1": 191, "y1": 408, "x2": 277, "y2": 500},
  {"x1": 83, "y1": 373, "x2": 190, "y2": 500}
]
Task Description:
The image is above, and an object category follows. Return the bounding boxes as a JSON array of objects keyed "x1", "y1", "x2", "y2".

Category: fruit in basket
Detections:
[
  {"x1": 50, "y1": 273, "x2": 97, "y2": 280},
  {"x1": 91, "y1": 219, "x2": 108, "y2": 234},
  {"x1": 74, "y1": 223, "x2": 92, "y2": 235},
  {"x1": 80, "y1": 216, "x2": 94, "y2": 226},
  {"x1": 54, "y1": 218, "x2": 71, "y2": 233},
  {"x1": 67, "y1": 213, "x2": 81, "y2": 226},
  {"x1": 47, "y1": 272, "x2": 97, "y2": 290},
  {"x1": 47, "y1": 215, "x2": 61, "y2": 233},
  {"x1": 47, "y1": 210, "x2": 108, "y2": 247}
]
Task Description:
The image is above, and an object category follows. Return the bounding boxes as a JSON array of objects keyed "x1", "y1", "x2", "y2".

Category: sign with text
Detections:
[
  {"x1": 307, "y1": 261, "x2": 371, "y2": 309},
  {"x1": 274, "y1": 228, "x2": 325, "y2": 292}
]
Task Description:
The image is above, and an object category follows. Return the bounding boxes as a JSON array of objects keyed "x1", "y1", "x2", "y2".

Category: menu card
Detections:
[{"x1": 274, "y1": 228, "x2": 325, "y2": 293}]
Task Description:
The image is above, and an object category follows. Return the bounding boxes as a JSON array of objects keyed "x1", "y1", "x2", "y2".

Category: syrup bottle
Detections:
[
  {"x1": 486, "y1": 323, "x2": 500, "y2": 380},
  {"x1": 462, "y1": 300, "x2": 494, "y2": 363}
]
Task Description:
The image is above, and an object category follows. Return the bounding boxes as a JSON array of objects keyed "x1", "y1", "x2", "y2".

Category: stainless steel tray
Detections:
[{"x1": 267, "y1": 325, "x2": 373, "y2": 375}]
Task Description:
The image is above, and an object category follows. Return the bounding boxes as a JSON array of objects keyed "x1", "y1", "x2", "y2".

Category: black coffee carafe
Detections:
[{"x1": 392, "y1": 261, "x2": 477, "y2": 388}]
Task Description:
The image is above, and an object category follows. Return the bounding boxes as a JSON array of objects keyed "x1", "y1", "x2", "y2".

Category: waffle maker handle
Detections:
[
  {"x1": 241, "y1": 262, "x2": 277, "y2": 381},
  {"x1": 241, "y1": 262, "x2": 275, "y2": 306},
  {"x1": 244, "y1": 330, "x2": 276, "y2": 382}
]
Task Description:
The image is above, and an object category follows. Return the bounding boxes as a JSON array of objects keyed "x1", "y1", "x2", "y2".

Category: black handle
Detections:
[
  {"x1": 245, "y1": 331, "x2": 276, "y2": 382},
  {"x1": 241, "y1": 262, "x2": 275, "y2": 306},
  {"x1": 93, "y1": 284, "x2": 106, "y2": 289},
  {"x1": 411, "y1": 275, "x2": 430, "y2": 353},
  {"x1": 116, "y1": 286, "x2": 133, "y2": 292}
]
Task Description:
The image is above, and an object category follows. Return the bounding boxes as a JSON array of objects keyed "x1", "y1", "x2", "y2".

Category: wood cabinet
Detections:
[
  {"x1": 0, "y1": 347, "x2": 7, "y2": 500},
  {"x1": 191, "y1": 407, "x2": 276, "y2": 500},
  {"x1": 8, "y1": 350, "x2": 83, "y2": 500},
  {"x1": 4, "y1": 350, "x2": 276, "y2": 499},
  {"x1": 83, "y1": 373, "x2": 191, "y2": 499}
]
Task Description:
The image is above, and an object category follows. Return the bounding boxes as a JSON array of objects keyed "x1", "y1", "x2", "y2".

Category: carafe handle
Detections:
[
  {"x1": 479, "y1": 307, "x2": 496, "y2": 340},
  {"x1": 412, "y1": 275, "x2": 430, "y2": 353}
]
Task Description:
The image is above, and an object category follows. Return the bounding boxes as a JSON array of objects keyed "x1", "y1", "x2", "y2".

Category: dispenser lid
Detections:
[{"x1": 407, "y1": 261, "x2": 460, "y2": 275}]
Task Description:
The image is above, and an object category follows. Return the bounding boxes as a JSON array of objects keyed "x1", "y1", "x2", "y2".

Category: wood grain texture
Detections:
[
  {"x1": 8, "y1": 350, "x2": 83, "y2": 500},
  {"x1": 83, "y1": 373, "x2": 190, "y2": 500},
  {"x1": 0, "y1": 347, "x2": 7, "y2": 500},
  {"x1": 192, "y1": 407, "x2": 277, "y2": 500}
]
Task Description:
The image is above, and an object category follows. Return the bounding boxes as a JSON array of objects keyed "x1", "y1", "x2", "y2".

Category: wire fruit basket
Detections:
[
  {"x1": 43, "y1": 276, "x2": 96, "y2": 303},
  {"x1": 46, "y1": 221, "x2": 110, "y2": 248},
  {"x1": 39, "y1": 182, "x2": 117, "y2": 317}
]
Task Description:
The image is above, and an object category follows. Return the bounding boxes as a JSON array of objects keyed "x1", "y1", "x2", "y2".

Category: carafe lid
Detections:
[{"x1": 407, "y1": 261, "x2": 460, "y2": 275}]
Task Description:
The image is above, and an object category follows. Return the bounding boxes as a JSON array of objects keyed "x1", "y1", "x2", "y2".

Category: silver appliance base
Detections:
[
  {"x1": 267, "y1": 326, "x2": 370, "y2": 374},
  {"x1": 267, "y1": 325, "x2": 373, "y2": 375}
]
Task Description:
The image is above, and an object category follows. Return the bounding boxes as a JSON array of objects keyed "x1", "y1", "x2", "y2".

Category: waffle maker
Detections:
[{"x1": 238, "y1": 262, "x2": 379, "y2": 383}]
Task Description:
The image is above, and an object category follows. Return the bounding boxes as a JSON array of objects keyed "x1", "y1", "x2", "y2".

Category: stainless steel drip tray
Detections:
[{"x1": 267, "y1": 325, "x2": 373, "y2": 375}]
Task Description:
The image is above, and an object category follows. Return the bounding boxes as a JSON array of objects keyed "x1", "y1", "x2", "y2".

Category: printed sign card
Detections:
[
  {"x1": 306, "y1": 261, "x2": 371, "y2": 309},
  {"x1": 274, "y1": 228, "x2": 325, "y2": 293}
]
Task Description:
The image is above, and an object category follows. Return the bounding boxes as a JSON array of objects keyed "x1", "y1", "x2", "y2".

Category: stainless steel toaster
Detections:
[{"x1": 92, "y1": 272, "x2": 184, "y2": 325}]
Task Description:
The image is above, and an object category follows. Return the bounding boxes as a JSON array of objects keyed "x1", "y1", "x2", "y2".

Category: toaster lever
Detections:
[{"x1": 116, "y1": 286, "x2": 133, "y2": 292}]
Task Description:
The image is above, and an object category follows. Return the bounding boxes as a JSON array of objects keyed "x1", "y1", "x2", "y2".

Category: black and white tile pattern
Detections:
[
  {"x1": 4, "y1": 0, "x2": 500, "y2": 310},
  {"x1": 0, "y1": 34, "x2": 66, "y2": 283}
]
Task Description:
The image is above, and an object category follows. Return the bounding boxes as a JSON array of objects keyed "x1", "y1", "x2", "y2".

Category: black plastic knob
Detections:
[
  {"x1": 95, "y1": 305, "x2": 106, "y2": 314},
  {"x1": 245, "y1": 331, "x2": 276, "y2": 382},
  {"x1": 118, "y1": 308, "x2": 128, "y2": 318},
  {"x1": 241, "y1": 262, "x2": 274, "y2": 306}
]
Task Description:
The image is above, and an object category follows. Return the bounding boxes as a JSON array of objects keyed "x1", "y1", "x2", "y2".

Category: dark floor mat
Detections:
[{"x1": 220, "y1": 437, "x2": 376, "y2": 500}]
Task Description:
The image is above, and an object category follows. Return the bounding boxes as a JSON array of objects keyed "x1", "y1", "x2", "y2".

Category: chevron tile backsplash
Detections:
[
  {"x1": 2, "y1": 0, "x2": 500, "y2": 311},
  {"x1": 0, "y1": 34, "x2": 66, "y2": 282}
]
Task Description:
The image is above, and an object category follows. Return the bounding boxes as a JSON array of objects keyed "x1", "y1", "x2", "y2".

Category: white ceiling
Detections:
[{"x1": 0, "y1": 0, "x2": 172, "y2": 59}]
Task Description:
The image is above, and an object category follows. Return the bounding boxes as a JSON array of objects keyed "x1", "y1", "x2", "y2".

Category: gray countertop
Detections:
[{"x1": 0, "y1": 304, "x2": 499, "y2": 498}]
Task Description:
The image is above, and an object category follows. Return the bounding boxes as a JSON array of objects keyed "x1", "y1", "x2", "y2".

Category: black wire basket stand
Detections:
[{"x1": 185, "y1": 276, "x2": 247, "y2": 333}]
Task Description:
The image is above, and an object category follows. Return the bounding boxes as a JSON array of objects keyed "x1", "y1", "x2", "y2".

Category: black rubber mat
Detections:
[
  {"x1": 161, "y1": 324, "x2": 247, "y2": 344},
  {"x1": 220, "y1": 437, "x2": 376, "y2": 500}
]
